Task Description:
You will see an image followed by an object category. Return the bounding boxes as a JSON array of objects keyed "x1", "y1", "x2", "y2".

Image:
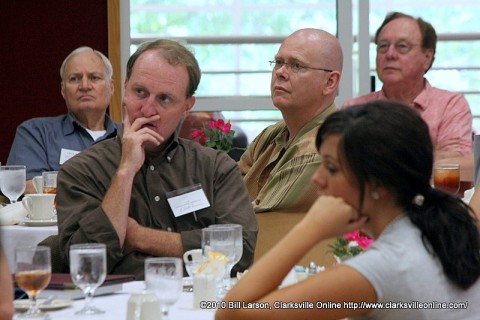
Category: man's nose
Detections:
[
  {"x1": 140, "y1": 97, "x2": 157, "y2": 117},
  {"x1": 79, "y1": 77, "x2": 92, "y2": 90}
]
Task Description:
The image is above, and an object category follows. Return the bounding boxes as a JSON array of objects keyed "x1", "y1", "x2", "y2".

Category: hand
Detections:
[
  {"x1": 120, "y1": 107, "x2": 164, "y2": 174},
  {"x1": 302, "y1": 196, "x2": 367, "y2": 241}
]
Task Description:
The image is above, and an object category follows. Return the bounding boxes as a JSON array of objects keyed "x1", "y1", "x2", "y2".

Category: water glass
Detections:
[
  {"x1": 15, "y1": 246, "x2": 51, "y2": 319},
  {"x1": 201, "y1": 227, "x2": 236, "y2": 298},
  {"x1": 145, "y1": 257, "x2": 182, "y2": 320},
  {"x1": 69, "y1": 243, "x2": 107, "y2": 315},
  {"x1": 208, "y1": 224, "x2": 243, "y2": 293},
  {"x1": 0, "y1": 165, "x2": 26, "y2": 204}
]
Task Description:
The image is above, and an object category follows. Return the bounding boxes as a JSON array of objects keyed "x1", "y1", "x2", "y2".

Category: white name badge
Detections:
[
  {"x1": 167, "y1": 184, "x2": 210, "y2": 218},
  {"x1": 59, "y1": 148, "x2": 80, "y2": 165}
]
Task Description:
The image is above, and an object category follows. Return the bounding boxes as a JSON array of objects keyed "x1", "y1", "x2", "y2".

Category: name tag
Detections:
[
  {"x1": 60, "y1": 148, "x2": 80, "y2": 165},
  {"x1": 166, "y1": 184, "x2": 210, "y2": 218}
]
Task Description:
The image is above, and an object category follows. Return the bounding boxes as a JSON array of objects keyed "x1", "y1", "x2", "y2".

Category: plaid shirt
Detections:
[{"x1": 239, "y1": 104, "x2": 337, "y2": 213}]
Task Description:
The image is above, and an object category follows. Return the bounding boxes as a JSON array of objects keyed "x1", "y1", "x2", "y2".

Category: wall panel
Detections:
[{"x1": 0, "y1": 1, "x2": 109, "y2": 163}]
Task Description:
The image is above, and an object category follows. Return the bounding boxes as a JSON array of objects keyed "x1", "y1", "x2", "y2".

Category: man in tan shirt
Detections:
[{"x1": 239, "y1": 28, "x2": 343, "y2": 213}]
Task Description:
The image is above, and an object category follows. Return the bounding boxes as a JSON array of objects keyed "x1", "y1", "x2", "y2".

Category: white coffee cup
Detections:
[
  {"x1": 126, "y1": 291, "x2": 160, "y2": 320},
  {"x1": 183, "y1": 248, "x2": 203, "y2": 277},
  {"x1": 32, "y1": 176, "x2": 43, "y2": 194},
  {"x1": 21, "y1": 194, "x2": 55, "y2": 220}
]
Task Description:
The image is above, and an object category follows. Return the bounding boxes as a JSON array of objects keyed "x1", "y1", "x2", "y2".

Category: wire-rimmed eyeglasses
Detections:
[
  {"x1": 269, "y1": 60, "x2": 333, "y2": 73},
  {"x1": 376, "y1": 41, "x2": 419, "y2": 54}
]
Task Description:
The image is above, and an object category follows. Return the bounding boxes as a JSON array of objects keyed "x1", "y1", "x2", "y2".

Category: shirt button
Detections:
[
  {"x1": 154, "y1": 196, "x2": 160, "y2": 202},
  {"x1": 150, "y1": 165, "x2": 155, "y2": 171}
]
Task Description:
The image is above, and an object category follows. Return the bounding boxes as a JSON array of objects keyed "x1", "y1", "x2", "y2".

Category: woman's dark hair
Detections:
[{"x1": 316, "y1": 100, "x2": 480, "y2": 289}]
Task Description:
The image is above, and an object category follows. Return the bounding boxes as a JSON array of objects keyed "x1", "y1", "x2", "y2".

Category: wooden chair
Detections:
[{"x1": 254, "y1": 212, "x2": 336, "y2": 268}]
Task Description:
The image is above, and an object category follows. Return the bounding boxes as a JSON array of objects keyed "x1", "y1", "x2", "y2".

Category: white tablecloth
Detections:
[
  {"x1": 1, "y1": 224, "x2": 58, "y2": 271},
  {"x1": 16, "y1": 281, "x2": 216, "y2": 320}
]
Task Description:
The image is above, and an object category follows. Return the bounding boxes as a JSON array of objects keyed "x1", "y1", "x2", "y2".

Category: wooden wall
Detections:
[{"x1": 0, "y1": 1, "x2": 118, "y2": 164}]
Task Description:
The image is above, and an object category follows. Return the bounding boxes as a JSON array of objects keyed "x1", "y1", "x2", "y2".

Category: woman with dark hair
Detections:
[{"x1": 216, "y1": 100, "x2": 480, "y2": 320}]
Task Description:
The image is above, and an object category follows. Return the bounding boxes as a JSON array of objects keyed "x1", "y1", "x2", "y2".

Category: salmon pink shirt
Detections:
[{"x1": 342, "y1": 79, "x2": 472, "y2": 156}]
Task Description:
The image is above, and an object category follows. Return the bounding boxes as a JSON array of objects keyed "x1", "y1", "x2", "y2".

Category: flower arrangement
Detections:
[
  {"x1": 191, "y1": 118, "x2": 235, "y2": 153},
  {"x1": 330, "y1": 230, "x2": 373, "y2": 262}
]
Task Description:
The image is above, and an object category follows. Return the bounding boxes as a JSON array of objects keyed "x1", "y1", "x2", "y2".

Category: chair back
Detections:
[{"x1": 254, "y1": 212, "x2": 336, "y2": 268}]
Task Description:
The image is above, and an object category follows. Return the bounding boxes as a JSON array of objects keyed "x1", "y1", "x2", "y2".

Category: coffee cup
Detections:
[
  {"x1": 126, "y1": 291, "x2": 159, "y2": 320},
  {"x1": 183, "y1": 248, "x2": 203, "y2": 277},
  {"x1": 21, "y1": 194, "x2": 55, "y2": 220}
]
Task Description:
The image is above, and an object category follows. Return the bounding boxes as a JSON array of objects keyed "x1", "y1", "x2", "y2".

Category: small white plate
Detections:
[
  {"x1": 22, "y1": 218, "x2": 57, "y2": 226},
  {"x1": 14, "y1": 299, "x2": 72, "y2": 311}
]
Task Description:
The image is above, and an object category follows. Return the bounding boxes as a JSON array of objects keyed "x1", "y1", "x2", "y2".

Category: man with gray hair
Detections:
[{"x1": 7, "y1": 46, "x2": 119, "y2": 194}]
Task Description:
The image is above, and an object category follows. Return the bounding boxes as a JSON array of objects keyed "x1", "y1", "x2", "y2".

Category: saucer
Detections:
[
  {"x1": 22, "y1": 218, "x2": 57, "y2": 226},
  {"x1": 14, "y1": 298, "x2": 72, "y2": 311}
]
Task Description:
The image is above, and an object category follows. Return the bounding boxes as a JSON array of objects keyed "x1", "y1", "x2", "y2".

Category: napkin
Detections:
[
  {"x1": 0, "y1": 202, "x2": 29, "y2": 225},
  {"x1": 463, "y1": 187, "x2": 475, "y2": 204}
]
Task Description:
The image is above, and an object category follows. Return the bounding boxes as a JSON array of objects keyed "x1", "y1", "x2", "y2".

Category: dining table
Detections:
[
  {"x1": 14, "y1": 280, "x2": 216, "y2": 320},
  {"x1": 1, "y1": 223, "x2": 58, "y2": 271}
]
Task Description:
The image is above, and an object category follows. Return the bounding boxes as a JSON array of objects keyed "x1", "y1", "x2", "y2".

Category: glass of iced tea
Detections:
[
  {"x1": 433, "y1": 163, "x2": 460, "y2": 195},
  {"x1": 42, "y1": 171, "x2": 57, "y2": 217},
  {"x1": 41, "y1": 171, "x2": 57, "y2": 195},
  {"x1": 15, "y1": 246, "x2": 52, "y2": 319}
]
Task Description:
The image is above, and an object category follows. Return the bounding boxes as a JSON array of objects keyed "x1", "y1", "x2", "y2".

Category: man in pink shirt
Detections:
[{"x1": 342, "y1": 12, "x2": 473, "y2": 163}]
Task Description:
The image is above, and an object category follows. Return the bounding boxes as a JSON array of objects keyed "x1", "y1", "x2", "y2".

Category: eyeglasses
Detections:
[
  {"x1": 376, "y1": 41, "x2": 419, "y2": 54},
  {"x1": 269, "y1": 60, "x2": 333, "y2": 74}
]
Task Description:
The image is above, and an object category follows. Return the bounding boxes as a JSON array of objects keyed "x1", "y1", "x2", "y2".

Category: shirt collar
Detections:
[
  {"x1": 379, "y1": 78, "x2": 429, "y2": 111},
  {"x1": 63, "y1": 112, "x2": 118, "y2": 137},
  {"x1": 273, "y1": 103, "x2": 337, "y2": 148}
]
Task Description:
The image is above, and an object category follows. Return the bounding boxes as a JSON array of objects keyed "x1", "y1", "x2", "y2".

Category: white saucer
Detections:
[
  {"x1": 14, "y1": 298, "x2": 72, "y2": 311},
  {"x1": 22, "y1": 218, "x2": 57, "y2": 226}
]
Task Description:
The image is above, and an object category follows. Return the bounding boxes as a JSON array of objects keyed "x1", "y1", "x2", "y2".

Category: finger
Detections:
[
  {"x1": 122, "y1": 105, "x2": 131, "y2": 130},
  {"x1": 131, "y1": 115, "x2": 160, "y2": 131},
  {"x1": 135, "y1": 127, "x2": 164, "y2": 144}
]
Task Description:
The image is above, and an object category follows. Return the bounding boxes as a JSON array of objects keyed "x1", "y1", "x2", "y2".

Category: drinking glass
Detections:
[
  {"x1": 41, "y1": 171, "x2": 57, "y2": 195},
  {"x1": 69, "y1": 243, "x2": 107, "y2": 315},
  {"x1": 208, "y1": 224, "x2": 243, "y2": 293},
  {"x1": 0, "y1": 165, "x2": 26, "y2": 203},
  {"x1": 14, "y1": 246, "x2": 52, "y2": 319},
  {"x1": 201, "y1": 227, "x2": 236, "y2": 298},
  {"x1": 433, "y1": 163, "x2": 460, "y2": 195},
  {"x1": 145, "y1": 257, "x2": 183, "y2": 320},
  {"x1": 42, "y1": 171, "x2": 58, "y2": 218}
]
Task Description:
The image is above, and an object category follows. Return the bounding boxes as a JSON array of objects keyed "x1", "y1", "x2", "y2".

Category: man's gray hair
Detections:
[{"x1": 59, "y1": 46, "x2": 113, "y2": 80}]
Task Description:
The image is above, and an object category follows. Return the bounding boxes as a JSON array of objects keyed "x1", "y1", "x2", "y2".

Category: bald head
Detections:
[{"x1": 283, "y1": 28, "x2": 343, "y2": 73}]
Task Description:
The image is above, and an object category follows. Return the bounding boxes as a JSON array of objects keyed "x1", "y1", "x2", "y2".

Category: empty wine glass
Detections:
[
  {"x1": 69, "y1": 243, "x2": 106, "y2": 315},
  {"x1": 0, "y1": 165, "x2": 26, "y2": 204},
  {"x1": 208, "y1": 224, "x2": 243, "y2": 293},
  {"x1": 145, "y1": 257, "x2": 182, "y2": 320},
  {"x1": 15, "y1": 246, "x2": 52, "y2": 319}
]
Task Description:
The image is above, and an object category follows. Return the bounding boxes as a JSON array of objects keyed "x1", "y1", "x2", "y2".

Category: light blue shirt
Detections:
[{"x1": 7, "y1": 113, "x2": 119, "y2": 179}]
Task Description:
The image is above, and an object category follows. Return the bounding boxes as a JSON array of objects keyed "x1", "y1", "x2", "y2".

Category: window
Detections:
[
  {"x1": 128, "y1": 0, "x2": 480, "y2": 140},
  {"x1": 129, "y1": 0, "x2": 337, "y2": 142}
]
